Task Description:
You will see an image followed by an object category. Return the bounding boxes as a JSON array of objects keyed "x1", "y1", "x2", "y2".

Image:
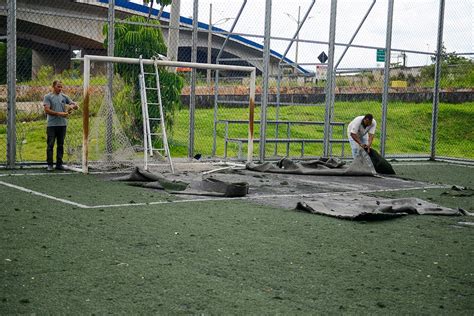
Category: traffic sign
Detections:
[
  {"x1": 376, "y1": 49, "x2": 385, "y2": 62},
  {"x1": 318, "y1": 51, "x2": 328, "y2": 63}
]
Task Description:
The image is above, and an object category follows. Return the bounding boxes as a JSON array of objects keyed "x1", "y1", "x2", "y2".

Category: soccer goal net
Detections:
[{"x1": 74, "y1": 55, "x2": 256, "y2": 174}]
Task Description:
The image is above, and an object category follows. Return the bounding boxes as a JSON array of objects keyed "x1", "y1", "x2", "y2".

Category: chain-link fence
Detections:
[{"x1": 1, "y1": 0, "x2": 473, "y2": 168}]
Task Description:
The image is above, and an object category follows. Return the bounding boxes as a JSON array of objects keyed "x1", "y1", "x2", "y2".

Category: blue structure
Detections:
[{"x1": 98, "y1": 0, "x2": 307, "y2": 74}]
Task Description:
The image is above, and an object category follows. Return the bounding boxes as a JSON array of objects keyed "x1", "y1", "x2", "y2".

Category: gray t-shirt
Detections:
[{"x1": 43, "y1": 92, "x2": 73, "y2": 127}]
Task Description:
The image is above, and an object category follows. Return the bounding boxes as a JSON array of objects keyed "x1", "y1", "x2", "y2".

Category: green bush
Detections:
[{"x1": 0, "y1": 110, "x2": 6, "y2": 125}]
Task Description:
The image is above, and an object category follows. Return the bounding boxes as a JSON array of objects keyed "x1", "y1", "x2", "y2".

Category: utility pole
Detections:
[{"x1": 168, "y1": 0, "x2": 181, "y2": 72}]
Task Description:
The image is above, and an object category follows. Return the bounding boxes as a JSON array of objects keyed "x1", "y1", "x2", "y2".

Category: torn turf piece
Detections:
[
  {"x1": 111, "y1": 167, "x2": 164, "y2": 182},
  {"x1": 296, "y1": 196, "x2": 462, "y2": 221},
  {"x1": 172, "y1": 178, "x2": 249, "y2": 197},
  {"x1": 246, "y1": 152, "x2": 376, "y2": 176}
]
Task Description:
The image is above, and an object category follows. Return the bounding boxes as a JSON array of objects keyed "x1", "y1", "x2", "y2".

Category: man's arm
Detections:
[
  {"x1": 350, "y1": 133, "x2": 366, "y2": 148},
  {"x1": 368, "y1": 133, "x2": 374, "y2": 148},
  {"x1": 44, "y1": 105, "x2": 69, "y2": 118}
]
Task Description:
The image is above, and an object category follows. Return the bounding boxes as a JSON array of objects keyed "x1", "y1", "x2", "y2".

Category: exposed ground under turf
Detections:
[{"x1": 0, "y1": 161, "x2": 473, "y2": 313}]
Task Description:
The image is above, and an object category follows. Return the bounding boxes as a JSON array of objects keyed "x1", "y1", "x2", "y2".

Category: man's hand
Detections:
[
  {"x1": 58, "y1": 112, "x2": 69, "y2": 118},
  {"x1": 66, "y1": 103, "x2": 78, "y2": 114},
  {"x1": 360, "y1": 143, "x2": 371, "y2": 153}
]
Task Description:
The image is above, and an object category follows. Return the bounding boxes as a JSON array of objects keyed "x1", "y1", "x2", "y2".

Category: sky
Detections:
[{"x1": 147, "y1": 0, "x2": 473, "y2": 70}]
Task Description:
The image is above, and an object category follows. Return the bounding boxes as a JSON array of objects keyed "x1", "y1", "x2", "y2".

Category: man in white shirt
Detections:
[{"x1": 347, "y1": 114, "x2": 376, "y2": 158}]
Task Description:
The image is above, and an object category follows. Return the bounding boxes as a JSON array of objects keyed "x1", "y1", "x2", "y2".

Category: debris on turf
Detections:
[
  {"x1": 246, "y1": 153, "x2": 377, "y2": 176},
  {"x1": 296, "y1": 196, "x2": 463, "y2": 221},
  {"x1": 113, "y1": 167, "x2": 249, "y2": 197}
]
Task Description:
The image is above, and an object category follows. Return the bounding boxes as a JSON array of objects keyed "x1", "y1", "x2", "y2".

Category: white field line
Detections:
[
  {"x1": 392, "y1": 162, "x2": 474, "y2": 168},
  {"x1": 0, "y1": 170, "x2": 126, "y2": 177},
  {"x1": 0, "y1": 172, "x2": 77, "y2": 177},
  {"x1": 0, "y1": 180, "x2": 89, "y2": 208},
  {"x1": 375, "y1": 173, "x2": 470, "y2": 188}
]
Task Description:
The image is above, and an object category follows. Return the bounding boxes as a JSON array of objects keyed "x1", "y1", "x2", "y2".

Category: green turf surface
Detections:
[
  {"x1": 0, "y1": 173, "x2": 175, "y2": 205},
  {"x1": 0, "y1": 163, "x2": 473, "y2": 313}
]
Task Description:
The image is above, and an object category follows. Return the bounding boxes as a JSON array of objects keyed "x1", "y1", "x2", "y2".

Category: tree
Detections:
[
  {"x1": 141, "y1": 0, "x2": 172, "y2": 21},
  {"x1": 420, "y1": 44, "x2": 474, "y2": 88},
  {"x1": 430, "y1": 44, "x2": 469, "y2": 65},
  {"x1": 103, "y1": 15, "x2": 183, "y2": 141},
  {"x1": 0, "y1": 43, "x2": 32, "y2": 84}
]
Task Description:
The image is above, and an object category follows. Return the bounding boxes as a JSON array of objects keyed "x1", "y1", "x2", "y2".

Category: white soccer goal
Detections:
[{"x1": 79, "y1": 55, "x2": 257, "y2": 174}]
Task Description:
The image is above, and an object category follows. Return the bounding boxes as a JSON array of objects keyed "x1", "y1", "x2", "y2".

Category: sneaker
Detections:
[
  {"x1": 55, "y1": 165, "x2": 67, "y2": 171},
  {"x1": 47, "y1": 165, "x2": 54, "y2": 171}
]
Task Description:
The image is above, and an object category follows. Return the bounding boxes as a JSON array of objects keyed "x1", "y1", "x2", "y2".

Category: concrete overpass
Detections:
[{"x1": 0, "y1": 0, "x2": 304, "y2": 77}]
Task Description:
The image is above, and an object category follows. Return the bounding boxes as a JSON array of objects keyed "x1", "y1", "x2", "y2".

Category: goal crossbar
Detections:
[{"x1": 80, "y1": 55, "x2": 257, "y2": 173}]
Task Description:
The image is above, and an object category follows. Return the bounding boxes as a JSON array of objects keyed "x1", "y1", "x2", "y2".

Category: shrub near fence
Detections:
[{"x1": 179, "y1": 85, "x2": 474, "y2": 109}]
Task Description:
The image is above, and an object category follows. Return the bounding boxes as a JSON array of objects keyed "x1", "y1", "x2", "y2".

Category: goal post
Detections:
[{"x1": 80, "y1": 55, "x2": 257, "y2": 174}]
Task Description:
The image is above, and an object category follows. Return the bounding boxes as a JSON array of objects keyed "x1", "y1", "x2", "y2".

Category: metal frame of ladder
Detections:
[{"x1": 138, "y1": 55, "x2": 174, "y2": 173}]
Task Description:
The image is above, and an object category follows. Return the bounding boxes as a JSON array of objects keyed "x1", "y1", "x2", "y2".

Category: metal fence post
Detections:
[
  {"x1": 274, "y1": 65, "x2": 282, "y2": 156},
  {"x1": 323, "y1": 0, "x2": 337, "y2": 157},
  {"x1": 6, "y1": 0, "x2": 16, "y2": 168},
  {"x1": 259, "y1": 0, "x2": 272, "y2": 162},
  {"x1": 82, "y1": 56, "x2": 91, "y2": 174},
  {"x1": 105, "y1": 0, "x2": 115, "y2": 160},
  {"x1": 212, "y1": 69, "x2": 220, "y2": 157},
  {"x1": 430, "y1": 0, "x2": 446, "y2": 161},
  {"x1": 188, "y1": 0, "x2": 198, "y2": 158},
  {"x1": 207, "y1": 3, "x2": 212, "y2": 85},
  {"x1": 380, "y1": 0, "x2": 394, "y2": 157}
]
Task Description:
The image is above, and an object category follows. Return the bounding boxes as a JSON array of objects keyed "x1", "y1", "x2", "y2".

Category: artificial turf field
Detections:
[{"x1": 0, "y1": 161, "x2": 473, "y2": 314}]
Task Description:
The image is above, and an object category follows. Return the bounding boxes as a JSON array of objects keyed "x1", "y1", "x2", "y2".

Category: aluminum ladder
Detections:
[{"x1": 138, "y1": 56, "x2": 174, "y2": 173}]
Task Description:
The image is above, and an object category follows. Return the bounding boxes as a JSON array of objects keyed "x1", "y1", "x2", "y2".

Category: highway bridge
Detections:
[{"x1": 1, "y1": 0, "x2": 303, "y2": 77}]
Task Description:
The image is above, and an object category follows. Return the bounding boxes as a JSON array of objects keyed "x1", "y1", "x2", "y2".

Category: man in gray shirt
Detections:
[{"x1": 43, "y1": 80, "x2": 78, "y2": 171}]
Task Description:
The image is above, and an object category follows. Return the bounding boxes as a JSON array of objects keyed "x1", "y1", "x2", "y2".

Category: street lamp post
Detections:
[
  {"x1": 207, "y1": 3, "x2": 234, "y2": 84},
  {"x1": 426, "y1": 43, "x2": 430, "y2": 65},
  {"x1": 285, "y1": 6, "x2": 313, "y2": 74},
  {"x1": 295, "y1": 6, "x2": 300, "y2": 73}
]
